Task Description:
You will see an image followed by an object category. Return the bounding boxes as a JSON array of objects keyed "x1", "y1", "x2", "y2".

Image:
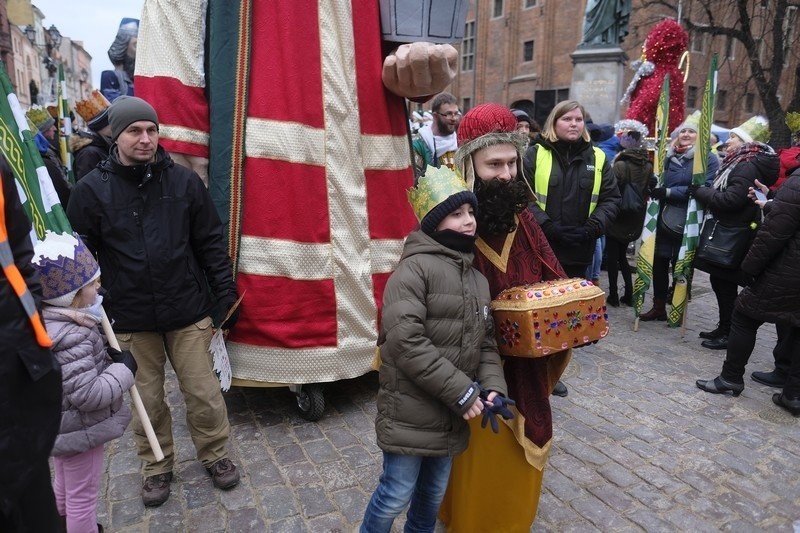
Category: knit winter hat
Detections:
[
  {"x1": 674, "y1": 110, "x2": 701, "y2": 135},
  {"x1": 32, "y1": 232, "x2": 100, "y2": 307},
  {"x1": 26, "y1": 105, "x2": 55, "y2": 133},
  {"x1": 109, "y1": 96, "x2": 159, "y2": 140},
  {"x1": 408, "y1": 165, "x2": 477, "y2": 235},
  {"x1": 511, "y1": 108, "x2": 532, "y2": 124},
  {"x1": 730, "y1": 115, "x2": 770, "y2": 144},
  {"x1": 455, "y1": 103, "x2": 526, "y2": 190}
]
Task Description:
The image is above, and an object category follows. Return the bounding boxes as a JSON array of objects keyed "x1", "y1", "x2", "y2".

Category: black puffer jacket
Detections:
[
  {"x1": 67, "y1": 146, "x2": 237, "y2": 333},
  {"x1": 524, "y1": 137, "x2": 620, "y2": 267},
  {"x1": 736, "y1": 170, "x2": 800, "y2": 327},
  {"x1": 376, "y1": 231, "x2": 507, "y2": 457}
]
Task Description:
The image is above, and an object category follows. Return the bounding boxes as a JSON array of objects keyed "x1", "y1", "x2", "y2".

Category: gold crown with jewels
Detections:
[{"x1": 407, "y1": 165, "x2": 470, "y2": 222}]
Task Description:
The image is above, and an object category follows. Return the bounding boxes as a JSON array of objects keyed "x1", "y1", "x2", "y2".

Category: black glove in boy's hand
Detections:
[
  {"x1": 108, "y1": 347, "x2": 138, "y2": 377},
  {"x1": 477, "y1": 385, "x2": 516, "y2": 433}
]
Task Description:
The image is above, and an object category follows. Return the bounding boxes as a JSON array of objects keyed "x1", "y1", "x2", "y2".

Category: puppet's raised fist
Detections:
[{"x1": 382, "y1": 42, "x2": 458, "y2": 99}]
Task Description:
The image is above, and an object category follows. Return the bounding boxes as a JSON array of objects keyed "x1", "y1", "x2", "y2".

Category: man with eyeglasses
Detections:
[{"x1": 412, "y1": 92, "x2": 460, "y2": 172}]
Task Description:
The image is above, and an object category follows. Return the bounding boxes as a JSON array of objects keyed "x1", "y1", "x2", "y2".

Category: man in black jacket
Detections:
[
  {"x1": 0, "y1": 158, "x2": 62, "y2": 531},
  {"x1": 67, "y1": 97, "x2": 241, "y2": 507}
]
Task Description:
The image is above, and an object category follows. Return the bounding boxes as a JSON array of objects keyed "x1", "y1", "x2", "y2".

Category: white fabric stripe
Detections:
[
  {"x1": 137, "y1": 0, "x2": 208, "y2": 87},
  {"x1": 237, "y1": 236, "x2": 405, "y2": 279},
  {"x1": 238, "y1": 236, "x2": 332, "y2": 279},
  {"x1": 319, "y1": 0, "x2": 376, "y2": 357},
  {"x1": 159, "y1": 124, "x2": 210, "y2": 147},
  {"x1": 245, "y1": 118, "x2": 410, "y2": 171},
  {"x1": 228, "y1": 340, "x2": 378, "y2": 384},
  {"x1": 361, "y1": 134, "x2": 412, "y2": 170},
  {"x1": 245, "y1": 118, "x2": 326, "y2": 166}
]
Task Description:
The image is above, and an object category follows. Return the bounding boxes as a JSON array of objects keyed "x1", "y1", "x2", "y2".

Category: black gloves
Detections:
[
  {"x1": 738, "y1": 271, "x2": 757, "y2": 288},
  {"x1": 541, "y1": 220, "x2": 565, "y2": 243},
  {"x1": 687, "y1": 183, "x2": 701, "y2": 196},
  {"x1": 219, "y1": 297, "x2": 241, "y2": 330},
  {"x1": 561, "y1": 226, "x2": 590, "y2": 245},
  {"x1": 108, "y1": 347, "x2": 138, "y2": 377},
  {"x1": 478, "y1": 388, "x2": 516, "y2": 433},
  {"x1": 650, "y1": 187, "x2": 668, "y2": 200},
  {"x1": 542, "y1": 222, "x2": 590, "y2": 245}
]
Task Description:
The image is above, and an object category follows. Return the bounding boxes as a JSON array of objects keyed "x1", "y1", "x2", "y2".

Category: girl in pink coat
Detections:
[{"x1": 33, "y1": 233, "x2": 136, "y2": 533}]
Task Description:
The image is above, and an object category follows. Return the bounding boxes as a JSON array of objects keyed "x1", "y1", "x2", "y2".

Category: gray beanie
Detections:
[{"x1": 109, "y1": 96, "x2": 159, "y2": 140}]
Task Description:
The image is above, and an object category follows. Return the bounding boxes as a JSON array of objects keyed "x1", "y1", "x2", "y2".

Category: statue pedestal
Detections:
[{"x1": 569, "y1": 47, "x2": 628, "y2": 125}]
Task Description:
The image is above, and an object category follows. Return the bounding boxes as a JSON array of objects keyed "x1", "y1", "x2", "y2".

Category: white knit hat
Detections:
[
  {"x1": 729, "y1": 115, "x2": 770, "y2": 144},
  {"x1": 32, "y1": 232, "x2": 100, "y2": 307}
]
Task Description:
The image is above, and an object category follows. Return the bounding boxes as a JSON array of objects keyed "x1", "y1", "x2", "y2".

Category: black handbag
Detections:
[
  {"x1": 695, "y1": 219, "x2": 755, "y2": 269},
  {"x1": 619, "y1": 183, "x2": 645, "y2": 215},
  {"x1": 658, "y1": 204, "x2": 687, "y2": 239}
]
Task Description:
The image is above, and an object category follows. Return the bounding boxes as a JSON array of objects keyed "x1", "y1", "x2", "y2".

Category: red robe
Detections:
[
  {"x1": 135, "y1": 1, "x2": 417, "y2": 384},
  {"x1": 473, "y1": 209, "x2": 569, "y2": 453}
]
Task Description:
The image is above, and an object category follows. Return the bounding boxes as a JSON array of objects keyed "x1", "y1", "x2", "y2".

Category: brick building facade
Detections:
[{"x1": 442, "y1": 0, "x2": 798, "y2": 131}]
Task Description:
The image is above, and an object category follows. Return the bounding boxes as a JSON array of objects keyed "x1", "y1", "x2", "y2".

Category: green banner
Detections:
[
  {"x1": 633, "y1": 74, "x2": 670, "y2": 319},
  {"x1": 0, "y1": 62, "x2": 71, "y2": 238},
  {"x1": 668, "y1": 55, "x2": 718, "y2": 327}
]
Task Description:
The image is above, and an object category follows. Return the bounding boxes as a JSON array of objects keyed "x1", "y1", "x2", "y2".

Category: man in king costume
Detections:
[
  {"x1": 134, "y1": 2, "x2": 459, "y2": 389},
  {"x1": 439, "y1": 104, "x2": 571, "y2": 531}
]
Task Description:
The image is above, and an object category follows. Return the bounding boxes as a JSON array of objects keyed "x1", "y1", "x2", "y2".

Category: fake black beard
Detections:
[{"x1": 474, "y1": 178, "x2": 530, "y2": 235}]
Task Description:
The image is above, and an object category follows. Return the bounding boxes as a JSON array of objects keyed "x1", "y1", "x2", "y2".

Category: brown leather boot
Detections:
[{"x1": 639, "y1": 298, "x2": 667, "y2": 321}]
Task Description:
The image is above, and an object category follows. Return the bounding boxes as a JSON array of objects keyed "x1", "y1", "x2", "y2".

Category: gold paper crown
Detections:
[
  {"x1": 732, "y1": 115, "x2": 770, "y2": 144},
  {"x1": 407, "y1": 165, "x2": 470, "y2": 222},
  {"x1": 786, "y1": 112, "x2": 800, "y2": 134},
  {"x1": 26, "y1": 106, "x2": 52, "y2": 128},
  {"x1": 75, "y1": 90, "x2": 111, "y2": 122}
]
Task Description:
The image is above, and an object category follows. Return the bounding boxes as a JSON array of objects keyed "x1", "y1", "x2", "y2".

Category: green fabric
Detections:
[{"x1": 207, "y1": 0, "x2": 248, "y2": 250}]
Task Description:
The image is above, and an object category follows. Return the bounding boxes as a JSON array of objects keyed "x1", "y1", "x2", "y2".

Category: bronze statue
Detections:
[{"x1": 580, "y1": 0, "x2": 632, "y2": 47}]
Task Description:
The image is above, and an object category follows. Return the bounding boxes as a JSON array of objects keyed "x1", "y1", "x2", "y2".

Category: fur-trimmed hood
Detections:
[{"x1": 454, "y1": 131, "x2": 527, "y2": 191}]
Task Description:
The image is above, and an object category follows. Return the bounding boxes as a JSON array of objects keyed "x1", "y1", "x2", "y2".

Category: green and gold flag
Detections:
[
  {"x1": 0, "y1": 62, "x2": 70, "y2": 239},
  {"x1": 634, "y1": 75, "x2": 670, "y2": 320},
  {"x1": 57, "y1": 64, "x2": 75, "y2": 185},
  {"x1": 668, "y1": 55, "x2": 717, "y2": 327}
]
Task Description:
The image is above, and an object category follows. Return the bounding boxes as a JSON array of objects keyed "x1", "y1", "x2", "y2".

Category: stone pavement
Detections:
[{"x1": 98, "y1": 271, "x2": 800, "y2": 532}]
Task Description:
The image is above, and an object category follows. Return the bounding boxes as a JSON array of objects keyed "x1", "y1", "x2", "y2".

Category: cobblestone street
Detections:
[{"x1": 97, "y1": 271, "x2": 800, "y2": 532}]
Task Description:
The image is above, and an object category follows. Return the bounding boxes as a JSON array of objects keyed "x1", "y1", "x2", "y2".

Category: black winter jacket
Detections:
[
  {"x1": 67, "y1": 146, "x2": 237, "y2": 332},
  {"x1": 607, "y1": 148, "x2": 654, "y2": 243},
  {"x1": 71, "y1": 131, "x2": 111, "y2": 181},
  {"x1": 736, "y1": 170, "x2": 800, "y2": 327},
  {"x1": 524, "y1": 137, "x2": 620, "y2": 267},
  {"x1": 693, "y1": 149, "x2": 779, "y2": 281},
  {"x1": 0, "y1": 160, "x2": 62, "y2": 502}
]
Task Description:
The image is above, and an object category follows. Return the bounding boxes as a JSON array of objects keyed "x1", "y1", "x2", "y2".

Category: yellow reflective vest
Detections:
[{"x1": 533, "y1": 145, "x2": 605, "y2": 215}]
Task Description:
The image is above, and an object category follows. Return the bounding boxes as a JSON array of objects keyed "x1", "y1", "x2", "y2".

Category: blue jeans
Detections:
[
  {"x1": 361, "y1": 452, "x2": 453, "y2": 533},
  {"x1": 586, "y1": 236, "x2": 605, "y2": 280}
]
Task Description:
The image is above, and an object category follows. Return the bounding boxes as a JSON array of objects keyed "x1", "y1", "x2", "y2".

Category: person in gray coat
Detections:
[
  {"x1": 361, "y1": 166, "x2": 508, "y2": 533},
  {"x1": 32, "y1": 232, "x2": 136, "y2": 533}
]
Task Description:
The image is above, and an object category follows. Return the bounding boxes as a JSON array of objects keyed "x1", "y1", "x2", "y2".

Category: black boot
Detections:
[
  {"x1": 552, "y1": 381, "x2": 568, "y2": 397},
  {"x1": 699, "y1": 324, "x2": 723, "y2": 339},
  {"x1": 701, "y1": 335, "x2": 728, "y2": 350},
  {"x1": 772, "y1": 393, "x2": 800, "y2": 416},
  {"x1": 696, "y1": 376, "x2": 743, "y2": 396},
  {"x1": 607, "y1": 291, "x2": 619, "y2": 307},
  {"x1": 620, "y1": 284, "x2": 633, "y2": 306}
]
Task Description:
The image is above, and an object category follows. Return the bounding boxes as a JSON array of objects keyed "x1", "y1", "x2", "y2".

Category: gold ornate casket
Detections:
[{"x1": 490, "y1": 278, "x2": 609, "y2": 358}]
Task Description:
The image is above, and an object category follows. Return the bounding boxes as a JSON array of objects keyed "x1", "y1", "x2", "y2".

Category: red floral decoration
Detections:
[{"x1": 625, "y1": 19, "x2": 689, "y2": 134}]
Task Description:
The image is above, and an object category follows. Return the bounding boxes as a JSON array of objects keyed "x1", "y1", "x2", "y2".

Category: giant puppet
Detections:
[{"x1": 135, "y1": 1, "x2": 460, "y2": 403}]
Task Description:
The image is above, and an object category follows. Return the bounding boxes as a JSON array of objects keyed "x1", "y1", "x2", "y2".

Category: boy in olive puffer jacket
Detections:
[{"x1": 361, "y1": 166, "x2": 508, "y2": 533}]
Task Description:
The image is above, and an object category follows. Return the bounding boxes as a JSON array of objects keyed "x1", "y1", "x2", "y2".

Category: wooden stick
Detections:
[
  {"x1": 101, "y1": 309, "x2": 164, "y2": 462},
  {"x1": 634, "y1": 317, "x2": 640, "y2": 332}
]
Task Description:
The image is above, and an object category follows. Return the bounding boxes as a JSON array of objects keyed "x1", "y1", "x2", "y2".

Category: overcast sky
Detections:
[{"x1": 31, "y1": 1, "x2": 144, "y2": 89}]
